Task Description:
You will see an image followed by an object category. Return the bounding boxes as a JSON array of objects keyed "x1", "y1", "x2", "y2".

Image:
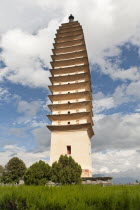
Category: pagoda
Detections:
[{"x1": 47, "y1": 15, "x2": 94, "y2": 177}]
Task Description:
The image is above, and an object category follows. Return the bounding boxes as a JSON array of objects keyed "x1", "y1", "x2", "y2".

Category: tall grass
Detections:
[{"x1": 0, "y1": 185, "x2": 139, "y2": 209}]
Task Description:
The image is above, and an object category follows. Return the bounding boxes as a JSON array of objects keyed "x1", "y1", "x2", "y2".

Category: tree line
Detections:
[{"x1": 0, "y1": 155, "x2": 82, "y2": 185}]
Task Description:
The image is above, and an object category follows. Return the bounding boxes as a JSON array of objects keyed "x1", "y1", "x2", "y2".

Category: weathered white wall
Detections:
[
  {"x1": 53, "y1": 108, "x2": 87, "y2": 114},
  {"x1": 52, "y1": 119, "x2": 87, "y2": 125},
  {"x1": 53, "y1": 97, "x2": 87, "y2": 104},
  {"x1": 50, "y1": 130, "x2": 92, "y2": 177}
]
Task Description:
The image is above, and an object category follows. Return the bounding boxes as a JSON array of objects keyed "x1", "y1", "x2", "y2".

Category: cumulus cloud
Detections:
[
  {"x1": 0, "y1": 144, "x2": 50, "y2": 167},
  {"x1": 126, "y1": 81, "x2": 140, "y2": 98},
  {"x1": 93, "y1": 149, "x2": 140, "y2": 177},
  {"x1": 0, "y1": 87, "x2": 10, "y2": 103},
  {"x1": 92, "y1": 113, "x2": 140, "y2": 151},
  {"x1": 32, "y1": 127, "x2": 51, "y2": 151},
  {"x1": 91, "y1": 112, "x2": 140, "y2": 177},
  {"x1": 0, "y1": 0, "x2": 140, "y2": 87},
  {"x1": 17, "y1": 100, "x2": 42, "y2": 124},
  {"x1": 0, "y1": 20, "x2": 59, "y2": 88},
  {"x1": 93, "y1": 92, "x2": 114, "y2": 113}
]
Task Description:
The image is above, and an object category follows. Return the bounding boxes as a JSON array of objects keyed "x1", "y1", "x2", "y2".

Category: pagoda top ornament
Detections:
[{"x1": 68, "y1": 14, "x2": 74, "y2": 22}]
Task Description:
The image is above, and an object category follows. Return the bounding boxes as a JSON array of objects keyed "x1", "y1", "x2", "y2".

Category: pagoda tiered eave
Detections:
[
  {"x1": 51, "y1": 57, "x2": 88, "y2": 68},
  {"x1": 47, "y1": 123, "x2": 94, "y2": 138},
  {"x1": 56, "y1": 29, "x2": 83, "y2": 38},
  {"x1": 48, "y1": 101, "x2": 92, "y2": 111},
  {"x1": 53, "y1": 39, "x2": 84, "y2": 49},
  {"x1": 48, "y1": 91, "x2": 92, "y2": 102},
  {"x1": 55, "y1": 33, "x2": 83, "y2": 43},
  {"x1": 50, "y1": 65, "x2": 89, "y2": 76},
  {"x1": 49, "y1": 72, "x2": 89, "y2": 84},
  {"x1": 52, "y1": 44, "x2": 86, "y2": 55},
  {"x1": 57, "y1": 25, "x2": 81, "y2": 34},
  {"x1": 51, "y1": 50, "x2": 87, "y2": 61},
  {"x1": 47, "y1": 111, "x2": 93, "y2": 124},
  {"x1": 49, "y1": 81, "x2": 91, "y2": 93},
  {"x1": 60, "y1": 21, "x2": 79, "y2": 28}
]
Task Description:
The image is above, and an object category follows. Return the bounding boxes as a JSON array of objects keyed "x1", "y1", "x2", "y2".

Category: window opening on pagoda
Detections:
[
  {"x1": 68, "y1": 111, "x2": 70, "y2": 114},
  {"x1": 68, "y1": 101, "x2": 70, "y2": 104},
  {"x1": 68, "y1": 122, "x2": 70, "y2": 124},
  {"x1": 67, "y1": 146, "x2": 71, "y2": 155},
  {"x1": 68, "y1": 92, "x2": 70, "y2": 94}
]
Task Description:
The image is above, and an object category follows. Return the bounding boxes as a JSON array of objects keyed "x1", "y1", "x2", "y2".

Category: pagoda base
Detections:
[
  {"x1": 82, "y1": 169, "x2": 92, "y2": 177},
  {"x1": 50, "y1": 129, "x2": 92, "y2": 176},
  {"x1": 82, "y1": 177, "x2": 112, "y2": 185}
]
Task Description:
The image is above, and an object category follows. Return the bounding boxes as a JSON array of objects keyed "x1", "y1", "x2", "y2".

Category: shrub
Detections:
[
  {"x1": 1, "y1": 157, "x2": 26, "y2": 184},
  {"x1": 51, "y1": 155, "x2": 82, "y2": 185},
  {"x1": 24, "y1": 160, "x2": 51, "y2": 185}
]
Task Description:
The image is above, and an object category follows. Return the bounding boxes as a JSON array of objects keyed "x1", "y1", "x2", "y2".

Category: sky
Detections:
[{"x1": 0, "y1": 0, "x2": 140, "y2": 181}]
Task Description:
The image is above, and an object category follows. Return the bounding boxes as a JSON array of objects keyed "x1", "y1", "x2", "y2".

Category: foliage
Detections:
[
  {"x1": 0, "y1": 165, "x2": 4, "y2": 183},
  {"x1": 1, "y1": 157, "x2": 26, "y2": 184},
  {"x1": 0, "y1": 185, "x2": 140, "y2": 209},
  {"x1": 24, "y1": 160, "x2": 51, "y2": 185},
  {"x1": 0, "y1": 165, "x2": 4, "y2": 174},
  {"x1": 51, "y1": 155, "x2": 82, "y2": 185}
]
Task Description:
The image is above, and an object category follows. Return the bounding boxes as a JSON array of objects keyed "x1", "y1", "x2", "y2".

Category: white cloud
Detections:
[
  {"x1": 17, "y1": 100, "x2": 41, "y2": 117},
  {"x1": 0, "y1": 87, "x2": 10, "y2": 102},
  {"x1": 0, "y1": 0, "x2": 140, "y2": 87},
  {"x1": 0, "y1": 86, "x2": 20, "y2": 104},
  {"x1": 93, "y1": 97, "x2": 114, "y2": 113},
  {"x1": 92, "y1": 112, "x2": 140, "y2": 177},
  {"x1": 17, "y1": 100, "x2": 42, "y2": 124},
  {"x1": 0, "y1": 20, "x2": 59, "y2": 88},
  {"x1": 93, "y1": 149, "x2": 140, "y2": 176},
  {"x1": 111, "y1": 67, "x2": 140, "y2": 81},
  {"x1": 32, "y1": 127, "x2": 51, "y2": 151},
  {"x1": 0, "y1": 144, "x2": 50, "y2": 167},
  {"x1": 126, "y1": 81, "x2": 140, "y2": 98},
  {"x1": 93, "y1": 113, "x2": 140, "y2": 151}
]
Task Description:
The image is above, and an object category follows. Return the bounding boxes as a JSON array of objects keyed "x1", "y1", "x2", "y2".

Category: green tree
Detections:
[
  {"x1": 2, "y1": 157, "x2": 26, "y2": 184},
  {"x1": 51, "y1": 155, "x2": 82, "y2": 185},
  {"x1": 0, "y1": 165, "x2": 4, "y2": 174},
  {"x1": 0, "y1": 165, "x2": 4, "y2": 183},
  {"x1": 24, "y1": 160, "x2": 51, "y2": 185}
]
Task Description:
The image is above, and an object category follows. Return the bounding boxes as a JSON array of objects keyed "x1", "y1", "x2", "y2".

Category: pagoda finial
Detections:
[{"x1": 68, "y1": 14, "x2": 74, "y2": 22}]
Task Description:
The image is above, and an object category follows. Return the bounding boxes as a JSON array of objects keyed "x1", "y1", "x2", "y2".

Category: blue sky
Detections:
[{"x1": 0, "y1": 0, "x2": 140, "y2": 180}]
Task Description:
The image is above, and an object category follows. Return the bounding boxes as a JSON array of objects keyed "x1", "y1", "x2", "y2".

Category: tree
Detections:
[
  {"x1": 51, "y1": 155, "x2": 82, "y2": 185},
  {"x1": 24, "y1": 160, "x2": 51, "y2": 185},
  {"x1": 0, "y1": 165, "x2": 4, "y2": 174},
  {"x1": 0, "y1": 165, "x2": 4, "y2": 183},
  {"x1": 2, "y1": 157, "x2": 26, "y2": 184}
]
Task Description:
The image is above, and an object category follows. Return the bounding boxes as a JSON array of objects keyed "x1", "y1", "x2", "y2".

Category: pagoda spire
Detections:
[{"x1": 69, "y1": 14, "x2": 74, "y2": 22}]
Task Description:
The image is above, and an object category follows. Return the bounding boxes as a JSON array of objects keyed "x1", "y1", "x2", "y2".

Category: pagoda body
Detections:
[{"x1": 47, "y1": 17, "x2": 94, "y2": 177}]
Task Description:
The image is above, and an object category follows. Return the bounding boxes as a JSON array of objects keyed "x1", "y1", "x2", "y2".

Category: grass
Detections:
[{"x1": 0, "y1": 185, "x2": 139, "y2": 209}]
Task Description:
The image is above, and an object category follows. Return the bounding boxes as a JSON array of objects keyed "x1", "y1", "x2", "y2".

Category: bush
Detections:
[
  {"x1": 24, "y1": 160, "x2": 51, "y2": 185},
  {"x1": 51, "y1": 155, "x2": 82, "y2": 185},
  {"x1": 1, "y1": 157, "x2": 26, "y2": 184}
]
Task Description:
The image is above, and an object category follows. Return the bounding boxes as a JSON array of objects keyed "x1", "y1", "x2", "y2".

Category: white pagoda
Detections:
[{"x1": 47, "y1": 15, "x2": 94, "y2": 177}]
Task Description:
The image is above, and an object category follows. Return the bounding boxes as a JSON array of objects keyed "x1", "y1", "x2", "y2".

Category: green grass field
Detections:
[{"x1": 0, "y1": 185, "x2": 139, "y2": 210}]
